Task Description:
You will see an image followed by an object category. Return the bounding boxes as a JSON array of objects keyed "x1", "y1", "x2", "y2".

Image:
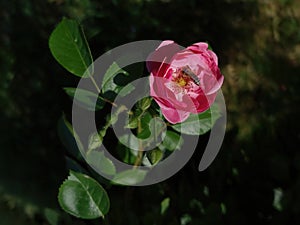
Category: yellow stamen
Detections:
[{"x1": 177, "y1": 77, "x2": 187, "y2": 87}]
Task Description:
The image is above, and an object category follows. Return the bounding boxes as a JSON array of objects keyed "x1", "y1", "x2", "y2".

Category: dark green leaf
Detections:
[
  {"x1": 119, "y1": 134, "x2": 139, "y2": 151},
  {"x1": 86, "y1": 151, "x2": 116, "y2": 176},
  {"x1": 64, "y1": 87, "x2": 105, "y2": 111},
  {"x1": 137, "y1": 112, "x2": 153, "y2": 139},
  {"x1": 49, "y1": 18, "x2": 93, "y2": 77},
  {"x1": 65, "y1": 157, "x2": 88, "y2": 174},
  {"x1": 172, "y1": 103, "x2": 221, "y2": 135},
  {"x1": 139, "y1": 114, "x2": 166, "y2": 140},
  {"x1": 58, "y1": 171, "x2": 110, "y2": 219},
  {"x1": 159, "y1": 130, "x2": 183, "y2": 151},
  {"x1": 44, "y1": 208, "x2": 60, "y2": 225},
  {"x1": 126, "y1": 116, "x2": 138, "y2": 129},
  {"x1": 147, "y1": 148, "x2": 163, "y2": 165},
  {"x1": 101, "y1": 62, "x2": 134, "y2": 99},
  {"x1": 57, "y1": 116, "x2": 84, "y2": 161},
  {"x1": 112, "y1": 169, "x2": 147, "y2": 185}
]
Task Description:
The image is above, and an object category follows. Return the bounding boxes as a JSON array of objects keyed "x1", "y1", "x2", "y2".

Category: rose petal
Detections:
[
  {"x1": 207, "y1": 50, "x2": 218, "y2": 66},
  {"x1": 171, "y1": 51, "x2": 210, "y2": 73},
  {"x1": 206, "y1": 75, "x2": 224, "y2": 95},
  {"x1": 187, "y1": 42, "x2": 208, "y2": 53},
  {"x1": 193, "y1": 93, "x2": 216, "y2": 113},
  {"x1": 157, "y1": 40, "x2": 175, "y2": 49},
  {"x1": 146, "y1": 40, "x2": 181, "y2": 76},
  {"x1": 160, "y1": 105, "x2": 190, "y2": 124}
]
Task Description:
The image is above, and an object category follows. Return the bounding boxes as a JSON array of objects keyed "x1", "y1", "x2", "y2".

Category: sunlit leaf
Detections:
[
  {"x1": 161, "y1": 197, "x2": 170, "y2": 215},
  {"x1": 147, "y1": 148, "x2": 163, "y2": 165},
  {"x1": 49, "y1": 18, "x2": 93, "y2": 77},
  {"x1": 138, "y1": 97, "x2": 152, "y2": 111},
  {"x1": 58, "y1": 171, "x2": 110, "y2": 219},
  {"x1": 172, "y1": 103, "x2": 221, "y2": 135},
  {"x1": 87, "y1": 132, "x2": 102, "y2": 151}
]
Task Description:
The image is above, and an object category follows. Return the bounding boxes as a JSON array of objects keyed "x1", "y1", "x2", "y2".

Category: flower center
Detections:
[
  {"x1": 176, "y1": 77, "x2": 188, "y2": 87},
  {"x1": 172, "y1": 66, "x2": 198, "y2": 88}
]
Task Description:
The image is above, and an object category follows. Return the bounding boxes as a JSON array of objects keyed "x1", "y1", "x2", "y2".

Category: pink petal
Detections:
[
  {"x1": 146, "y1": 40, "x2": 181, "y2": 76},
  {"x1": 157, "y1": 40, "x2": 174, "y2": 49},
  {"x1": 187, "y1": 42, "x2": 208, "y2": 53},
  {"x1": 160, "y1": 105, "x2": 190, "y2": 124},
  {"x1": 207, "y1": 50, "x2": 219, "y2": 66}
]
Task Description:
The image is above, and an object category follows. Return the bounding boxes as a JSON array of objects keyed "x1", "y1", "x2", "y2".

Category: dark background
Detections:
[{"x1": 0, "y1": 0, "x2": 300, "y2": 224}]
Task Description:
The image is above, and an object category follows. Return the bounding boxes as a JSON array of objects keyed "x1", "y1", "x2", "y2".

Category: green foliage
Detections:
[
  {"x1": 160, "y1": 197, "x2": 170, "y2": 215},
  {"x1": 49, "y1": 18, "x2": 93, "y2": 77},
  {"x1": 57, "y1": 116, "x2": 83, "y2": 161},
  {"x1": 58, "y1": 171, "x2": 110, "y2": 219},
  {"x1": 1, "y1": 0, "x2": 300, "y2": 224},
  {"x1": 64, "y1": 87, "x2": 105, "y2": 111},
  {"x1": 172, "y1": 103, "x2": 221, "y2": 135},
  {"x1": 86, "y1": 151, "x2": 116, "y2": 176},
  {"x1": 111, "y1": 169, "x2": 147, "y2": 185},
  {"x1": 146, "y1": 148, "x2": 164, "y2": 165},
  {"x1": 102, "y1": 62, "x2": 129, "y2": 94},
  {"x1": 159, "y1": 130, "x2": 183, "y2": 152}
]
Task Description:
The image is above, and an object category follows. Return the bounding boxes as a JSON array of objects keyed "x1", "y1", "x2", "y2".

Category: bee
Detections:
[{"x1": 181, "y1": 66, "x2": 200, "y2": 86}]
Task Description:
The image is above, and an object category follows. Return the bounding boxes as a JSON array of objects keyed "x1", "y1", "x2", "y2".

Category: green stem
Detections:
[
  {"x1": 133, "y1": 117, "x2": 144, "y2": 168},
  {"x1": 89, "y1": 75, "x2": 117, "y2": 107}
]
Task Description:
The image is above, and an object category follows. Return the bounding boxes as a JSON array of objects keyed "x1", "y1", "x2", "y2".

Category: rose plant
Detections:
[{"x1": 49, "y1": 18, "x2": 224, "y2": 221}]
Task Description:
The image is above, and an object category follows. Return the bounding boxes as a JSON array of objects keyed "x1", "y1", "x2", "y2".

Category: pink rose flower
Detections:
[{"x1": 147, "y1": 41, "x2": 224, "y2": 124}]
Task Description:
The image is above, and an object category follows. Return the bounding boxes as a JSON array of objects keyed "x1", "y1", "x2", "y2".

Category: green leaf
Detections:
[
  {"x1": 147, "y1": 148, "x2": 163, "y2": 165},
  {"x1": 159, "y1": 130, "x2": 183, "y2": 151},
  {"x1": 160, "y1": 198, "x2": 170, "y2": 215},
  {"x1": 137, "y1": 111, "x2": 153, "y2": 139},
  {"x1": 101, "y1": 62, "x2": 134, "y2": 99},
  {"x1": 273, "y1": 188, "x2": 283, "y2": 211},
  {"x1": 112, "y1": 169, "x2": 147, "y2": 185},
  {"x1": 180, "y1": 214, "x2": 192, "y2": 225},
  {"x1": 57, "y1": 116, "x2": 84, "y2": 161},
  {"x1": 49, "y1": 18, "x2": 93, "y2": 77},
  {"x1": 87, "y1": 132, "x2": 103, "y2": 152},
  {"x1": 139, "y1": 114, "x2": 166, "y2": 140},
  {"x1": 126, "y1": 116, "x2": 138, "y2": 129},
  {"x1": 86, "y1": 151, "x2": 116, "y2": 176},
  {"x1": 120, "y1": 116, "x2": 166, "y2": 150},
  {"x1": 206, "y1": 42, "x2": 213, "y2": 51},
  {"x1": 119, "y1": 134, "x2": 139, "y2": 151},
  {"x1": 172, "y1": 103, "x2": 221, "y2": 135},
  {"x1": 58, "y1": 171, "x2": 110, "y2": 219},
  {"x1": 65, "y1": 156, "x2": 88, "y2": 174},
  {"x1": 64, "y1": 87, "x2": 105, "y2": 111},
  {"x1": 44, "y1": 208, "x2": 60, "y2": 225},
  {"x1": 138, "y1": 97, "x2": 152, "y2": 111}
]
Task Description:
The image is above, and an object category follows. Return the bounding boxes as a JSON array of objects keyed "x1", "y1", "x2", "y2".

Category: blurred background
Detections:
[{"x1": 0, "y1": 0, "x2": 300, "y2": 224}]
